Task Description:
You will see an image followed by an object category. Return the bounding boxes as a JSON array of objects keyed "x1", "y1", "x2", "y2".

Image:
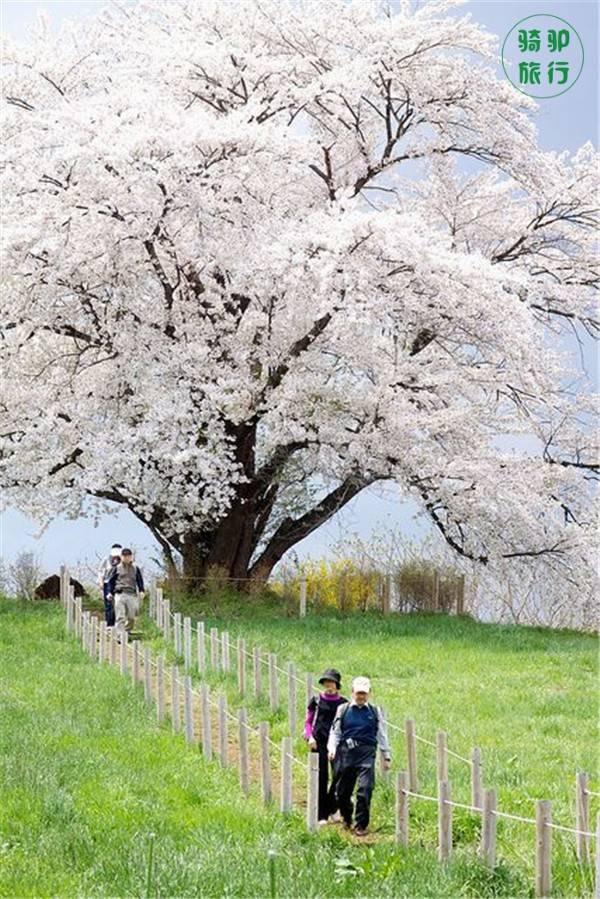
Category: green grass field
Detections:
[{"x1": 0, "y1": 597, "x2": 597, "y2": 897}]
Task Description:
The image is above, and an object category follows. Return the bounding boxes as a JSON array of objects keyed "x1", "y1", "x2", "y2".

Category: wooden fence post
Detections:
[
  {"x1": 306, "y1": 752, "x2": 319, "y2": 832},
  {"x1": 110, "y1": 624, "x2": 117, "y2": 666},
  {"x1": 221, "y1": 631, "x2": 230, "y2": 672},
  {"x1": 89, "y1": 616, "x2": 97, "y2": 660},
  {"x1": 535, "y1": 800, "x2": 552, "y2": 898},
  {"x1": 471, "y1": 747, "x2": 483, "y2": 810},
  {"x1": 438, "y1": 779, "x2": 452, "y2": 861},
  {"x1": 59, "y1": 565, "x2": 67, "y2": 606},
  {"x1": 237, "y1": 637, "x2": 246, "y2": 697},
  {"x1": 144, "y1": 647, "x2": 152, "y2": 702},
  {"x1": 156, "y1": 655, "x2": 165, "y2": 724},
  {"x1": 480, "y1": 788, "x2": 497, "y2": 868},
  {"x1": 268, "y1": 653, "x2": 279, "y2": 711},
  {"x1": 594, "y1": 811, "x2": 600, "y2": 899},
  {"x1": 299, "y1": 578, "x2": 307, "y2": 617},
  {"x1": 120, "y1": 633, "x2": 128, "y2": 676},
  {"x1": 405, "y1": 718, "x2": 418, "y2": 792},
  {"x1": 253, "y1": 646, "x2": 262, "y2": 698},
  {"x1": 184, "y1": 675, "x2": 194, "y2": 744},
  {"x1": 305, "y1": 673, "x2": 314, "y2": 706},
  {"x1": 436, "y1": 731, "x2": 448, "y2": 784},
  {"x1": 287, "y1": 662, "x2": 297, "y2": 738},
  {"x1": 81, "y1": 611, "x2": 89, "y2": 650},
  {"x1": 433, "y1": 570, "x2": 440, "y2": 611},
  {"x1": 396, "y1": 771, "x2": 409, "y2": 846},
  {"x1": 218, "y1": 694, "x2": 228, "y2": 767},
  {"x1": 99, "y1": 620, "x2": 106, "y2": 662},
  {"x1": 163, "y1": 599, "x2": 171, "y2": 643},
  {"x1": 280, "y1": 736, "x2": 293, "y2": 812},
  {"x1": 259, "y1": 722, "x2": 272, "y2": 804},
  {"x1": 132, "y1": 639, "x2": 140, "y2": 683},
  {"x1": 456, "y1": 575, "x2": 465, "y2": 615},
  {"x1": 238, "y1": 708, "x2": 249, "y2": 794},
  {"x1": 197, "y1": 621, "x2": 206, "y2": 674},
  {"x1": 201, "y1": 683, "x2": 212, "y2": 760},
  {"x1": 173, "y1": 612, "x2": 181, "y2": 656},
  {"x1": 75, "y1": 598, "x2": 82, "y2": 639},
  {"x1": 183, "y1": 617, "x2": 192, "y2": 672},
  {"x1": 156, "y1": 587, "x2": 163, "y2": 627},
  {"x1": 210, "y1": 627, "x2": 219, "y2": 671},
  {"x1": 171, "y1": 665, "x2": 180, "y2": 734},
  {"x1": 575, "y1": 772, "x2": 590, "y2": 863},
  {"x1": 383, "y1": 573, "x2": 392, "y2": 614}
]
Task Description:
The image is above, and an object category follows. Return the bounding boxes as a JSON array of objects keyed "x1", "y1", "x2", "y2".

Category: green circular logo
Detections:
[{"x1": 502, "y1": 14, "x2": 584, "y2": 99}]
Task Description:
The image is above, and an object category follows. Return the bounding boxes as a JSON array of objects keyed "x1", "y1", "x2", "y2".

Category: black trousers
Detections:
[
  {"x1": 335, "y1": 745, "x2": 376, "y2": 829},
  {"x1": 103, "y1": 585, "x2": 115, "y2": 627},
  {"x1": 315, "y1": 744, "x2": 339, "y2": 821}
]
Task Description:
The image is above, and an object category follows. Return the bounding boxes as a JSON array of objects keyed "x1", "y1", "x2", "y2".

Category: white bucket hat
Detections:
[{"x1": 352, "y1": 676, "x2": 371, "y2": 693}]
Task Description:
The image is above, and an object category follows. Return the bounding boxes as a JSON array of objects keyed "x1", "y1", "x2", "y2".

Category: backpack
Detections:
[{"x1": 337, "y1": 701, "x2": 380, "y2": 730}]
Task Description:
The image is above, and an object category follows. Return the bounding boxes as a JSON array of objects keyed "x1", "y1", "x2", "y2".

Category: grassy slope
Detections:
[
  {"x1": 0, "y1": 599, "x2": 597, "y2": 897},
  {"x1": 163, "y1": 593, "x2": 599, "y2": 897}
]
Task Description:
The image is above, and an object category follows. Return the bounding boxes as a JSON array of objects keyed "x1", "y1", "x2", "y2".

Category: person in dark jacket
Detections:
[
  {"x1": 304, "y1": 668, "x2": 348, "y2": 825},
  {"x1": 328, "y1": 676, "x2": 391, "y2": 836}
]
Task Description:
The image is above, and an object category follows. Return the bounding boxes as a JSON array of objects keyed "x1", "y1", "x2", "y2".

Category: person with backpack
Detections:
[
  {"x1": 105, "y1": 548, "x2": 145, "y2": 640},
  {"x1": 304, "y1": 668, "x2": 348, "y2": 825},
  {"x1": 97, "y1": 544, "x2": 122, "y2": 626},
  {"x1": 327, "y1": 676, "x2": 391, "y2": 836}
]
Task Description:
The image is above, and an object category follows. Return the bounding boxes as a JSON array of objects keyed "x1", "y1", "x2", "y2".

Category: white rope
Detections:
[
  {"x1": 492, "y1": 810, "x2": 537, "y2": 825},
  {"x1": 585, "y1": 788, "x2": 600, "y2": 798},
  {"x1": 403, "y1": 789, "x2": 439, "y2": 803},
  {"x1": 547, "y1": 822, "x2": 595, "y2": 838},
  {"x1": 415, "y1": 733, "x2": 437, "y2": 748},
  {"x1": 447, "y1": 799, "x2": 482, "y2": 813},
  {"x1": 445, "y1": 746, "x2": 473, "y2": 765}
]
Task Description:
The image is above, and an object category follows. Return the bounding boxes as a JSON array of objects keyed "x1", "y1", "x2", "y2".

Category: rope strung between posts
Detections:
[
  {"x1": 492, "y1": 809, "x2": 537, "y2": 825},
  {"x1": 546, "y1": 823, "x2": 595, "y2": 837},
  {"x1": 585, "y1": 788, "x2": 600, "y2": 798}
]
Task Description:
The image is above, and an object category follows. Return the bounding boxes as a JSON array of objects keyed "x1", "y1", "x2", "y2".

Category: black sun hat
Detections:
[{"x1": 318, "y1": 668, "x2": 341, "y2": 688}]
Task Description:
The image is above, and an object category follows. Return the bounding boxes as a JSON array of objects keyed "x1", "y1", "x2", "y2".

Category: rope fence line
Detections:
[{"x1": 64, "y1": 578, "x2": 600, "y2": 899}]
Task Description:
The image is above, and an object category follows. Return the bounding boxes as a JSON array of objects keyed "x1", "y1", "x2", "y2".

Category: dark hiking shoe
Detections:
[{"x1": 353, "y1": 827, "x2": 368, "y2": 837}]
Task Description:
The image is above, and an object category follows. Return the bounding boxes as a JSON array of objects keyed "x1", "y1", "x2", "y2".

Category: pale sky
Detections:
[{"x1": 1, "y1": 0, "x2": 597, "y2": 575}]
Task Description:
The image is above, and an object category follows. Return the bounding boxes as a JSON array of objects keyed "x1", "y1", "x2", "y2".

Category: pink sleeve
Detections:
[{"x1": 304, "y1": 704, "x2": 316, "y2": 740}]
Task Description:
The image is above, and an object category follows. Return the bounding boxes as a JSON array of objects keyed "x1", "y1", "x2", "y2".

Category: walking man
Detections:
[
  {"x1": 327, "y1": 676, "x2": 391, "y2": 836},
  {"x1": 106, "y1": 548, "x2": 145, "y2": 640},
  {"x1": 97, "y1": 543, "x2": 122, "y2": 627}
]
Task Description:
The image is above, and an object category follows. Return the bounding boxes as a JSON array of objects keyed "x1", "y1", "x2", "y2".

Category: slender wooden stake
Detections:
[
  {"x1": 299, "y1": 578, "x2": 307, "y2": 617},
  {"x1": 119, "y1": 632, "x2": 128, "y2": 676},
  {"x1": 143, "y1": 647, "x2": 152, "y2": 702},
  {"x1": 75, "y1": 598, "x2": 82, "y2": 639},
  {"x1": 237, "y1": 637, "x2": 247, "y2": 696},
  {"x1": 99, "y1": 621, "x2": 107, "y2": 663},
  {"x1": 183, "y1": 617, "x2": 192, "y2": 672},
  {"x1": 405, "y1": 718, "x2": 418, "y2": 792},
  {"x1": 210, "y1": 628, "x2": 219, "y2": 671},
  {"x1": 89, "y1": 616, "x2": 98, "y2": 660},
  {"x1": 594, "y1": 811, "x2": 600, "y2": 899},
  {"x1": 81, "y1": 611, "x2": 89, "y2": 650},
  {"x1": 306, "y1": 752, "x2": 319, "y2": 832},
  {"x1": 197, "y1": 622, "x2": 206, "y2": 674},
  {"x1": 575, "y1": 772, "x2": 590, "y2": 863},
  {"x1": 218, "y1": 694, "x2": 228, "y2": 767},
  {"x1": 471, "y1": 747, "x2": 483, "y2": 810},
  {"x1": 396, "y1": 771, "x2": 409, "y2": 846},
  {"x1": 378, "y1": 708, "x2": 390, "y2": 781},
  {"x1": 253, "y1": 646, "x2": 262, "y2": 698},
  {"x1": 132, "y1": 639, "x2": 140, "y2": 683},
  {"x1": 59, "y1": 564, "x2": 67, "y2": 606},
  {"x1": 171, "y1": 665, "x2": 180, "y2": 733},
  {"x1": 149, "y1": 583, "x2": 155, "y2": 620},
  {"x1": 201, "y1": 683, "x2": 212, "y2": 760},
  {"x1": 433, "y1": 570, "x2": 440, "y2": 611},
  {"x1": 156, "y1": 655, "x2": 165, "y2": 724},
  {"x1": 436, "y1": 731, "x2": 448, "y2": 783},
  {"x1": 383, "y1": 573, "x2": 392, "y2": 614},
  {"x1": 480, "y1": 788, "x2": 497, "y2": 868},
  {"x1": 438, "y1": 779, "x2": 452, "y2": 861},
  {"x1": 156, "y1": 587, "x2": 163, "y2": 627},
  {"x1": 163, "y1": 599, "x2": 171, "y2": 643},
  {"x1": 238, "y1": 708, "x2": 250, "y2": 794},
  {"x1": 535, "y1": 800, "x2": 552, "y2": 898},
  {"x1": 259, "y1": 722, "x2": 272, "y2": 804},
  {"x1": 110, "y1": 625, "x2": 117, "y2": 667},
  {"x1": 173, "y1": 612, "x2": 182, "y2": 656},
  {"x1": 306, "y1": 673, "x2": 314, "y2": 706},
  {"x1": 221, "y1": 631, "x2": 230, "y2": 672},
  {"x1": 456, "y1": 575, "x2": 465, "y2": 615},
  {"x1": 287, "y1": 662, "x2": 297, "y2": 738},
  {"x1": 280, "y1": 736, "x2": 293, "y2": 812},
  {"x1": 268, "y1": 653, "x2": 279, "y2": 711},
  {"x1": 184, "y1": 675, "x2": 194, "y2": 744}
]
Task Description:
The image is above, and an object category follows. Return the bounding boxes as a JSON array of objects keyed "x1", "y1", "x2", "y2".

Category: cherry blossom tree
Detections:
[{"x1": 1, "y1": 0, "x2": 598, "y2": 599}]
